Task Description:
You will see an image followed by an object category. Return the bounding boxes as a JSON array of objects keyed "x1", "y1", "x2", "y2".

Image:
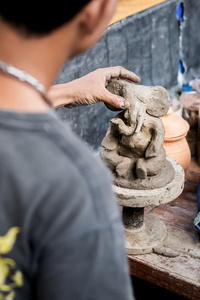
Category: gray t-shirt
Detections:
[{"x1": 0, "y1": 108, "x2": 135, "y2": 300}]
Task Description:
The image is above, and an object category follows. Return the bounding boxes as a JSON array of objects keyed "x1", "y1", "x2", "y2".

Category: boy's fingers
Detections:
[
  {"x1": 106, "y1": 66, "x2": 140, "y2": 83},
  {"x1": 103, "y1": 91, "x2": 129, "y2": 111},
  {"x1": 119, "y1": 67, "x2": 141, "y2": 83}
]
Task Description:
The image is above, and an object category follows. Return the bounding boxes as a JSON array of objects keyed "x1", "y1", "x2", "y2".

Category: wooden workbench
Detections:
[
  {"x1": 110, "y1": 0, "x2": 167, "y2": 24},
  {"x1": 128, "y1": 176, "x2": 200, "y2": 299}
]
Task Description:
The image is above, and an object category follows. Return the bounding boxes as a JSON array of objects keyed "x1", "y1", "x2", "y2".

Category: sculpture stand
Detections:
[{"x1": 113, "y1": 157, "x2": 184, "y2": 255}]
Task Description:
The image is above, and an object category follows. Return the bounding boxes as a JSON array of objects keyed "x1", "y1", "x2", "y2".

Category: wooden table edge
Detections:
[{"x1": 128, "y1": 255, "x2": 200, "y2": 299}]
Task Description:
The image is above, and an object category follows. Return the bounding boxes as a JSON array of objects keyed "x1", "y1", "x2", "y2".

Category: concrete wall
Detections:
[
  {"x1": 180, "y1": 0, "x2": 200, "y2": 79},
  {"x1": 55, "y1": 0, "x2": 200, "y2": 150}
]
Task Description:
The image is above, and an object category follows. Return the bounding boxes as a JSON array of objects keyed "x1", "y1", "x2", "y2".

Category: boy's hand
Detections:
[{"x1": 48, "y1": 67, "x2": 140, "y2": 110}]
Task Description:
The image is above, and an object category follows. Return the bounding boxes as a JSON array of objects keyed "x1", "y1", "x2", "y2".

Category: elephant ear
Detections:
[
  {"x1": 102, "y1": 130, "x2": 118, "y2": 151},
  {"x1": 141, "y1": 86, "x2": 171, "y2": 117}
]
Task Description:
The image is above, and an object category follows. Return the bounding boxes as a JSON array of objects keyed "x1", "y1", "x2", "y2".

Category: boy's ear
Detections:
[
  {"x1": 75, "y1": 0, "x2": 117, "y2": 48},
  {"x1": 79, "y1": 0, "x2": 109, "y2": 34}
]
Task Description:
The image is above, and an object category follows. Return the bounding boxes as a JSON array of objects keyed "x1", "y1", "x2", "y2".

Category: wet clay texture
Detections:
[{"x1": 100, "y1": 79, "x2": 175, "y2": 190}]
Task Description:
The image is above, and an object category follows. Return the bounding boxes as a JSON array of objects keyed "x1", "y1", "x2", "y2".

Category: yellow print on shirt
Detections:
[{"x1": 0, "y1": 227, "x2": 23, "y2": 300}]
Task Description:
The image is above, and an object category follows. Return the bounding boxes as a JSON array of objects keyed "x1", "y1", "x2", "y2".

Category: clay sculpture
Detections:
[{"x1": 100, "y1": 79, "x2": 175, "y2": 190}]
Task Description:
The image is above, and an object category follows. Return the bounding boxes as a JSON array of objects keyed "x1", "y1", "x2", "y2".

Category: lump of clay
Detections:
[{"x1": 100, "y1": 79, "x2": 175, "y2": 190}]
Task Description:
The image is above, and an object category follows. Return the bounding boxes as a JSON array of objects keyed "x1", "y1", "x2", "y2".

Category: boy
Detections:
[{"x1": 0, "y1": 1, "x2": 140, "y2": 299}]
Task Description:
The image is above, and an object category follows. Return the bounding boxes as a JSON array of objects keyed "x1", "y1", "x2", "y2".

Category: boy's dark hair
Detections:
[{"x1": 0, "y1": 1, "x2": 91, "y2": 37}]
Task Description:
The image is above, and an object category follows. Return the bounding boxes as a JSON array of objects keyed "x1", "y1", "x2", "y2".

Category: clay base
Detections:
[
  {"x1": 114, "y1": 159, "x2": 175, "y2": 190},
  {"x1": 113, "y1": 157, "x2": 184, "y2": 208},
  {"x1": 125, "y1": 214, "x2": 167, "y2": 255}
]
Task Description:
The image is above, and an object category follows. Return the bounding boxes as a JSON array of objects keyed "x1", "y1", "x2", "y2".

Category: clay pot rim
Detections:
[{"x1": 164, "y1": 132, "x2": 187, "y2": 141}]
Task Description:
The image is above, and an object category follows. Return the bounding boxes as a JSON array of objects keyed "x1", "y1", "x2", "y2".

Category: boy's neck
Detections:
[
  {"x1": 0, "y1": 73, "x2": 50, "y2": 113},
  {"x1": 0, "y1": 20, "x2": 73, "y2": 113}
]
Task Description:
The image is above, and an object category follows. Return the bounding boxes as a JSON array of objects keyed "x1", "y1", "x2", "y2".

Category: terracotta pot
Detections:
[{"x1": 161, "y1": 107, "x2": 191, "y2": 170}]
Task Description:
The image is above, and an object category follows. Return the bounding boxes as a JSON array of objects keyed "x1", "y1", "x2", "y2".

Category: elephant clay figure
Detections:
[{"x1": 100, "y1": 79, "x2": 175, "y2": 190}]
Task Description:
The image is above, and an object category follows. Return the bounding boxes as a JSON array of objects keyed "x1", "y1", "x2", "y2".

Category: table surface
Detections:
[
  {"x1": 128, "y1": 174, "x2": 200, "y2": 300},
  {"x1": 110, "y1": 0, "x2": 167, "y2": 24}
]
